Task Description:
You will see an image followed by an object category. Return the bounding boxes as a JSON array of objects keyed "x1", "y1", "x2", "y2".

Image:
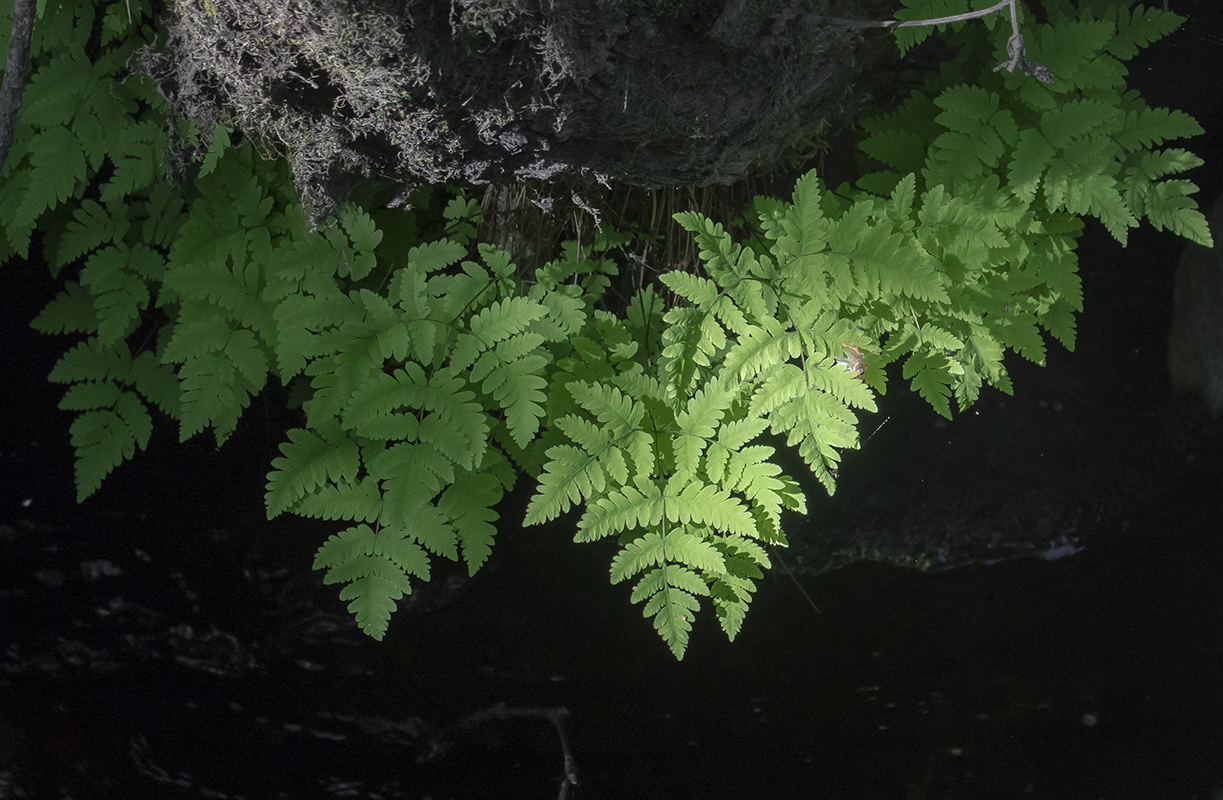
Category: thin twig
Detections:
[
  {"x1": 814, "y1": 0, "x2": 1053, "y2": 82},
  {"x1": 769, "y1": 544, "x2": 821, "y2": 614}
]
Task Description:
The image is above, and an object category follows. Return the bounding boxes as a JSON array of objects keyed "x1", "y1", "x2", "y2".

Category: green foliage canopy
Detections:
[{"x1": 1, "y1": 0, "x2": 1210, "y2": 658}]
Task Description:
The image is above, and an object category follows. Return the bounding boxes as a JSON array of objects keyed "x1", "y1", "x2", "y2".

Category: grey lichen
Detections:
[{"x1": 139, "y1": 0, "x2": 892, "y2": 223}]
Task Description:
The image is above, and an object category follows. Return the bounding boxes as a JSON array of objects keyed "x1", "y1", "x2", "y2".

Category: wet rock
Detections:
[{"x1": 1169, "y1": 190, "x2": 1223, "y2": 416}]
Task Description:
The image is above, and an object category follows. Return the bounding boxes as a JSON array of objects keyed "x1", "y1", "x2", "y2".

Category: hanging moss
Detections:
[{"x1": 138, "y1": 0, "x2": 894, "y2": 221}]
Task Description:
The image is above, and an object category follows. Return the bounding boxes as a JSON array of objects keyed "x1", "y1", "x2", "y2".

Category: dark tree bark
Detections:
[{"x1": 0, "y1": 0, "x2": 35, "y2": 173}]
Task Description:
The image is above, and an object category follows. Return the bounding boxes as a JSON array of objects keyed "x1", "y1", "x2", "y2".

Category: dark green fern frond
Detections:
[{"x1": 65, "y1": 392, "x2": 152, "y2": 502}]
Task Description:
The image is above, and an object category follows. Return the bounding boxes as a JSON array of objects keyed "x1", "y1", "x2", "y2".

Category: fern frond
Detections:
[
  {"x1": 31, "y1": 281, "x2": 99, "y2": 335},
  {"x1": 20, "y1": 46, "x2": 95, "y2": 129},
  {"x1": 575, "y1": 481, "x2": 661, "y2": 542},
  {"x1": 337, "y1": 204, "x2": 383, "y2": 280},
  {"x1": 469, "y1": 296, "x2": 548, "y2": 343},
  {"x1": 67, "y1": 392, "x2": 152, "y2": 502},
  {"x1": 373, "y1": 442, "x2": 454, "y2": 510},
  {"x1": 629, "y1": 564, "x2": 710, "y2": 602},
  {"x1": 673, "y1": 382, "x2": 736, "y2": 480},
  {"x1": 524, "y1": 444, "x2": 607, "y2": 525},
  {"x1": 643, "y1": 581, "x2": 700, "y2": 660},
  {"x1": 1040, "y1": 99, "x2": 1120, "y2": 149},
  {"x1": 53, "y1": 199, "x2": 130, "y2": 270},
  {"x1": 176, "y1": 352, "x2": 257, "y2": 445},
  {"x1": 292, "y1": 476, "x2": 382, "y2": 522},
  {"x1": 60, "y1": 379, "x2": 122, "y2": 411},
  {"x1": 437, "y1": 472, "x2": 502, "y2": 575},
  {"x1": 48, "y1": 338, "x2": 133, "y2": 384},
  {"x1": 313, "y1": 523, "x2": 430, "y2": 641},
  {"x1": 21, "y1": 125, "x2": 87, "y2": 224},
  {"x1": 1114, "y1": 107, "x2": 1203, "y2": 152},
  {"x1": 569, "y1": 381, "x2": 645, "y2": 434},
  {"x1": 1108, "y1": 4, "x2": 1185, "y2": 60},
  {"x1": 1142, "y1": 180, "x2": 1212, "y2": 246},
  {"x1": 266, "y1": 424, "x2": 361, "y2": 519},
  {"x1": 904, "y1": 351, "x2": 956, "y2": 418},
  {"x1": 101, "y1": 119, "x2": 163, "y2": 202},
  {"x1": 722, "y1": 318, "x2": 798, "y2": 383}
]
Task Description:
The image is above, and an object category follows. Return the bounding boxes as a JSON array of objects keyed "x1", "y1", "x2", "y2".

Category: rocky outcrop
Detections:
[
  {"x1": 137, "y1": 0, "x2": 893, "y2": 222},
  {"x1": 1169, "y1": 190, "x2": 1223, "y2": 416}
]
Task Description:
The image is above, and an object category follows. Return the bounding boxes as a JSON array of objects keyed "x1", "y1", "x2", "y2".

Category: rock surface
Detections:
[{"x1": 1169, "y1": 189, "x2": 1223, "y2": 415}]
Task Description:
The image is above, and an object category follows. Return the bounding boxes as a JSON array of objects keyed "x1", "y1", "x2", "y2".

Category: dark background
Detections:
[{"x1": 2, "y1": 3, "x2": 1222, "y2": 798}]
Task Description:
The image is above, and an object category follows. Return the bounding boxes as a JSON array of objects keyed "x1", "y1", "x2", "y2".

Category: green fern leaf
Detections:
[
  {"x1": 1008, "y1": 130, "x2": 1056, "y2": 204},
  {"x1": 993, "y1": 310, "x2": 1047, "y2": 364},
  {"x1": 612, "y1": 533, "x2": 668, "y2": 583},
  {"x1": 127, "y1": 352, "x2": 181, "y2": 420},
  {"x1": 524, "y1": 444, "x2": 607, "y2": 525},
  {"x1": 665, "y1": 480, "x2": 758, "y2": 539},
  {"x1": 197, "y1": 124, "x2": 231, "y2": 178},
  {"x1": 293, "y1": 476, "x2": 382, "y2": 522},
  {"x1": 1039, "y1": 301, "x2": 1079, "y2": 352},
  {"x1": 417, "y1": 412, "x2": 478, "y2": 471},
  {"x1": 1143, "y1": 180, "x2": 1212, "y2": 246},
  {"x1": 31, "y1": 281, "x2": 99, "y2": 335},
  {"x1": 576, "y1": 482, "x2": 662, "y2": 542},
  {"x1": 1114, "y1": 107, "x2": 1203, "y2": 152},
  {"x1": 101, "y1": 120, "x2": 163, "y2": 202},
  {"x1": 48, "y1": 338, "x2": 132, "y2": 384},
  {"x1": 1130, "y1": 148, "x2": 1205, "y2": 183},
  {"x1": 53, "y1": 199, "x2": 131, "y2": 270},
  {"x1": 313, "y1": 523, "x2": 429, "y2": 641},
  {"x1": 176, "y1": 353, "x2": 254, "y2": 445},
  {"x1": 338, "y1": 204, "x2": 383, "y2": 280},
  {"x1": 905, "y1": 352, "x2": 954, "y2": 418},
  {"x1": 859, "y1": 93, "x2": 942, "y2": 175},
  {"x1": 553, "y1": 414, "x2": 611, "y2": 455},
  {"x1": 570, "y1": 381, "x2": 645, "y2": 434},
  {"x1": 163, "y1": 310, "x2": 233, "y2": 364},
  {"x1": 266, "y1": 424, "x2": 361, "y2": 519},
  {"x1": 629, "y1": 565, "x2": 710, "y2": 604},
  {"x1": 67, "y1": 392, "x2": 152, "y2": 502},
  {"x1": 271, "y1": 291, "x2": 356, "y2": 381},
  {"x1": 486, "y1": 361, "x2": 549, "y2": 448},
  {"x1": 373, "y1": 442, "x2": 453, "y2": 508},
  {"x1": 469, "y1": 297, "x2": 548, "y2": 344},
  {"x1": 1109, "y1": 4, "x2": 1185, "y2": 60},
  {"x1": 1040, "y1": 99, "x2": 1119, "y2": 149},
  {"x1": 384, "y1": 487, "x2": 460, "y2": 560},
  {"x1": 343, "y1": 367, "x2": 423, "y2": 430},
  {"x1": 710, "y1": 574, "x2": 753, "y2": 640},
  {"x1": 60, "y1": 380, "x2": 122, "y2": 411},
  {"x1": 644, "y1": 584, "x2": 700, "y2": 660},
  {"x1": 20, "y1": 46, "x2": 95, "y2": 128},
  {"x1": 673, "y1": 382, "x2": 735, "y2": 480},
  {"x1": 1029, "y1": 15, "x2": 1114, "y2": 90},
  {"x1": 24, "y1": 125, "x2": 87, "y2": 221},
  {"x1": 437, "y1": 472, "x2": 502, "y2": 575},
  {"x1": 76, "y1": 246, "x2": 151, "y2": 346}
]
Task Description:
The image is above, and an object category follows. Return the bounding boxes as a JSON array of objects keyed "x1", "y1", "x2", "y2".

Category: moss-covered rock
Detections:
[{"x1": 140, "y1": 0, "x2": 892, "y2": 221}]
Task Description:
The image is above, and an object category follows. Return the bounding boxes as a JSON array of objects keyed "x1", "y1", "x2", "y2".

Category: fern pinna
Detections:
[{"x1": 5, "y1": 0, "x2": 1212, "y2": 658}]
